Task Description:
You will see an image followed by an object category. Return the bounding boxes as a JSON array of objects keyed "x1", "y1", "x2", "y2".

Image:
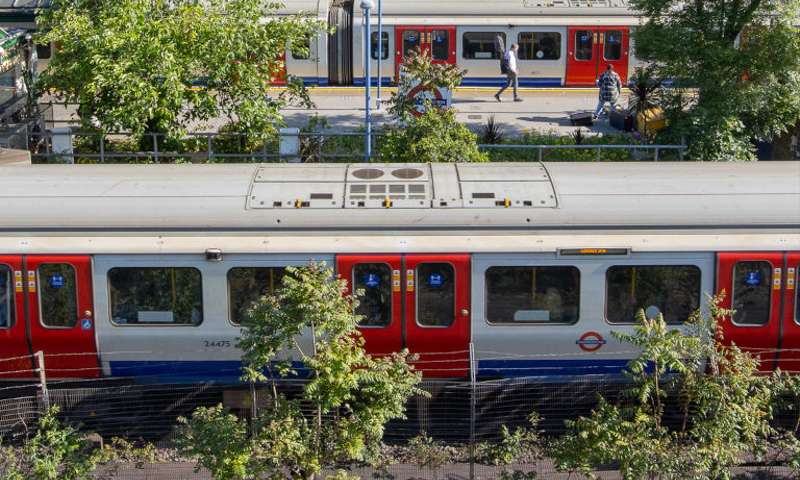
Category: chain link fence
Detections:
[{"x1": 1, "y1": 348, "x2": 798, "y2": 479}]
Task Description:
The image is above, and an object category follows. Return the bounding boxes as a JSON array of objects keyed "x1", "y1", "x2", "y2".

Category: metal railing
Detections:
[
  {"x1": 479, "y1": 142, "x2": 687, "y2": 161},
  {"x1": 29, "y1": 129, "x2": 688, "y2": 164}
]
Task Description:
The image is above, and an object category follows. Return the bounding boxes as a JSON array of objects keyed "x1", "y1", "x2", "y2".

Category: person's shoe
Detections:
[
  {"x1": 494, "y1": 93, "x2": 502, "y2": 102},
  {"x1": 514, "y1": 97, "x2": 523, "y2": 102}
]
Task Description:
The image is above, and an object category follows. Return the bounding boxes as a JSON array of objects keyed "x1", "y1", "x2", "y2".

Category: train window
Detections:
[
  {"x1": 403, "y1": 30, "x2": 422, "y2": 58},
  {"x1": 228, "y1": 267, "x2": 287, "y2": 325},
  {"x1": 518, "y1": 32, "x2": 561, "y2": 60},
  {"x1": 0, "y1": 266, "x2": 13, "y2": 329},
  {"x1": 603, "y1": 30, "x2": 623, "y2": 61},
  {"x1": 731, "y1": 261, "x2": 772, "y2": 326},
  {"x1": 463, "y1": 32, "x2": 505, "y2": 60},
  {"x1": 36, "y1": 43, "x2": 52, "y2": 60},
  {"x1": 108, "y1": 267, "x2": 203, "y2": 326},
  {"x1": 354, "y1": 263, "x2": 392, "y2": 327},
  {"x1": 574, "y1": 30, "x2": 594, "y2": 60},
  {"x1": 371, "y1": 32, "x2": 389, "y2": 60},
  {"x1": 486, "y1": 266, "x2": 580, "y2": 324},
  {"x1": 38, "y1": 264, "x2": 78, "y2": 328},
  {"x1": 431, "y1": 30, "x2": 450, "y2": 61},
  {"x1": 606, "y1": 266, "x2": 701, "y2": 324},
  {"x1": 291, "y1": 35, "x2": 311, "y2": 60},
  {"x1": 417, "y1": 263, "x2": 455, "y2": 327}
]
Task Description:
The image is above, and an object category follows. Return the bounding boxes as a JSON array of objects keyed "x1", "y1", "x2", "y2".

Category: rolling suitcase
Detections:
[{"x1": 569, "y1": 111, "x2": 594, "y2": 127}]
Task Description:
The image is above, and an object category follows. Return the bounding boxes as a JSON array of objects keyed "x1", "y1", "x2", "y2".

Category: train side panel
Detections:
[{"x1": 471, "y1": 251, "x2": 715, "y2": 379}]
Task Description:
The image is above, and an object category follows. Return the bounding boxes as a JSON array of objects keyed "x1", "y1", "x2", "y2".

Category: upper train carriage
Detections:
[
  {"x1": 3, "y1": 0, "x2": 643, "y2": 87},
  {"x1": 0, "y1": 161, "x2": 798, "y2": 383}
]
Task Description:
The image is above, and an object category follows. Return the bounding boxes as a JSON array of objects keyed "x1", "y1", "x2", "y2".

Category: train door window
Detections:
[
  {"x1": 606, "y1": 266, "x2": 701, "y2": 324},
  {"x1": 38, "y1": 264, "x2": 78, "y2": 328},
  {"x1": 291, "y1": 35, "x2": 311, "y2": 60},
  {"x1": 108, "y1": 267, "x2": 203, "y2": 326},
  {"x1": 354, "y1": 263, "x2": 392, "y2": 327},
  {"x1": 431, "y1": 30, "x2": 450, "y2": 61},
  {"x1": 417, "y1": 263, "x2": 455, "y2": 327},
  {"x1": 518, "y1": 32, "x2": 561, "y2": 60},
  {"x1": 227, "y1": 267, "x2": 287, "y2": 325},
  {"x1": 731, "y1": 261, "x2": 772, "y2": 326},
  {"x1": 371, "y1": 32, "x2": 389, "y2": 60},
  {"x1": 485, "y1": 266, "x2": 580, "y2": 324},
  {"x1": 0, "y1": 266, "x2": 13, "y2": 329},
  {"x1": 403, "y1": 30, "x2": 422, "y2": 58},
  {"x1": 603, "y1": 30, "x2": 623, "y2": 61},
  {"x1": 574, "y1": 30, "x2": 594, "y2": 60},
  {"x1": 463, "y1": 32, "x2": 505, "y2": 60}
]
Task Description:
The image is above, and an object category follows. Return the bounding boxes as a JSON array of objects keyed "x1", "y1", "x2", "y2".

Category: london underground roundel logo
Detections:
[
  {"x1": 405, "y1": 83, "x2": 445, "y2": 118},
  {"x1": 576, "y1": 331, "x2": 607, "y2": 352}
]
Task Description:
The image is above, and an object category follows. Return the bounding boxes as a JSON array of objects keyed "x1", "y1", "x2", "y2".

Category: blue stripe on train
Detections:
[
  {"x1": 108, "y1": 361, "x2": 309, "y2": 384},
  {"x1": 477, "y1": 359, "x2": 630, "y2": 379},
  {"x1": 311, "y1": 77, "x2": 564, "y2": 88},
  {"x1": 110, "y1": 358, "x2": 629, "y2": 383}
]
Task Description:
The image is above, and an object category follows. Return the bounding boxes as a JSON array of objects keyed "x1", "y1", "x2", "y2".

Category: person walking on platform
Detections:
[
  {"x1": 495, "y1": 44, "x2": 522, "y2": 102},
  {"x1": 594, "y1": 63, "x2": 622, "y2": 119}
]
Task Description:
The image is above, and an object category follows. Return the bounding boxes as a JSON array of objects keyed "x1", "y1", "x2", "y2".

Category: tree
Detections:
[
  {"x1": 632, "y1": 0, "x2": 800, "y2": 160},
  {"x1": 553, "y1": 295, "x2": 778, "y2": 480},
  {"x1": 36, "y1": 0, "x2": 324, "y2": 141},
  {"x1": 388, "y1": 48, "x2": 465, "y2": 122},
  {"x1": 180, "y1": 262, "x2": 423, "y2": 480}
]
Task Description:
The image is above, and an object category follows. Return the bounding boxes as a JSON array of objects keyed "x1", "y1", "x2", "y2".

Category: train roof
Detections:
[
  {"x1": 349, "y1": 0, "x2": 634, "y2": 18},
  {"x1": 0, "y1": 162, "x2": 798, "y2": 233}
]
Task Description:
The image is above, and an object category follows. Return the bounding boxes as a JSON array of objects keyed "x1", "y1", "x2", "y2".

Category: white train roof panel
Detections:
[{"x1": 0, "y1": 162, "x2": 797, "y2": 231}]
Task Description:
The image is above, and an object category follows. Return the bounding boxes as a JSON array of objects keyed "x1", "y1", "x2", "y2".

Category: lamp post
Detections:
[
  {"x1": 361, "y1": 0, "x2": 374, "y2": 161},
  {"x1": 376, "y1": 0, "x2": 383, "y2": 109}
]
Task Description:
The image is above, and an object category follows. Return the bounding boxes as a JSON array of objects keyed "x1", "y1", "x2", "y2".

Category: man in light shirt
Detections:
[{"x1": 495, "y1": 44, "x2": 522, "y2": 102}]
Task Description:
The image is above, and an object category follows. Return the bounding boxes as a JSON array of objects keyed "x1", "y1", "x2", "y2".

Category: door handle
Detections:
[{"x1": 461, "y1": 309, "x2": 470, "y2": 317}]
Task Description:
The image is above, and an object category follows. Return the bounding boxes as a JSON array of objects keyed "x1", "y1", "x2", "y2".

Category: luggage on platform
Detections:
[
  {"x1": 609, "y1": 108, "x2": 634, "y2": 131},
  {"x1": 569, "y1": 111, "x2": 594, "y2": 127}
]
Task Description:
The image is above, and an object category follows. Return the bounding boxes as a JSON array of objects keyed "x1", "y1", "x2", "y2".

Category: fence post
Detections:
[
  {"x1": 250, "y1": 380, "x2": 258, "y2": 423},
  {"x1": 595, "y1": 146, "x2": 601, "y2": 162},
  {"x1": 469, "y1": 342, "x2": 476, "y2": 480},
  {"x1": 48, "y1": 127, "x2": 74, "y2": 164},
  {"x1": 654, "y1": 146, "x2": 660, "y2": 162},
  {"x1": 538, "y1": 147, "x2": 543, "y2": 163},
  {"x1": 99, "y1": 133, "x2": 105, "y2": 164},
  {"x1": 34, "y1": 351, "x2": 50, "y2": 411},
  {"x1": 279, "y1": 128, "x2": 301, "y2": 163},
  {"x1": 152, "y1": 133, "x2": 159, "y2": 163},
  {"x1": 207, "y1": 135, "x2": 213, "y2": 163}
]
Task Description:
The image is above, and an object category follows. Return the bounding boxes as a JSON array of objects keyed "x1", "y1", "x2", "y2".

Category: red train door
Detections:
[
  {"x1": 337, "y1": 255, "x2": 403, "y2": 355},
  {"x1": 337, "y1": 253, "x2": 471, "y2": 378},
  {"x1": 0, "y1": 256, "x2": 33, "y2": 379},
  {"x1": 394, "y1": 26, "x2": 457, "y2": 81},
  {"x1": 566, "y1": 27, "x2": 629, "y2": 86},
  {"x1": 717, "y1": 252, "x2": 784, "y2": 372},
  {"x1": 25, "y1": 256, "x2": 99, "y2": 379},
  {"x1": 777, "y1": 252, "x2": 800, "y2": 372},
  {"x1": 404, "y1": 254, "x2": 470, "y2": 378}
]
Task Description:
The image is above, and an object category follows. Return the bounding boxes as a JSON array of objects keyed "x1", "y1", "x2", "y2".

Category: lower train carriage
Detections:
[{"x1": 0, "y1": 161, "x2": 798, "y2": 383}]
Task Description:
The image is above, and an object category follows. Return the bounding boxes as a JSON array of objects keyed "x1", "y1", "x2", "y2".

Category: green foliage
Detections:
[
  {"x1": 379, "y1": 106, "x2": 488, "y2": 163},
  {"x1": 478, "y1": 116, "x2": 507, "y2": 145},
  {"x1": 406, "y1": 432, "x2": 452, "y2": 480},
  {"x1": 181, "y1": 262, "x2": 423, "y2": 480},
  {"x1": 632, "y1": 0, "x2": 800, "y2": 160},
  {"x1": 0, "y1": 407, "x2": 118, "y2": 480},
  {"x1": 553, "y1": 294, "x2": 779, "y2": 480},
  {"x1": 36, "y1": 0, "x2": 324, "y2": 141},
  {"x1": 477, "y1": 413, "x2": 543, "y2": 467}
]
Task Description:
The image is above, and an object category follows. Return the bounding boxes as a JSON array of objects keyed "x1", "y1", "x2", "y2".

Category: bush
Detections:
[
  {"x1": 552, "y1": 294, "x2": 779, "y2": 480},
  {"x1": 380, "y1": 106, "x2": 487, "y2": 163}
]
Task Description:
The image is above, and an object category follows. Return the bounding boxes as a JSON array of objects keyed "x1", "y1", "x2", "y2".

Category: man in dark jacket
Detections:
[{"x1": 594, "y1": 64, "x2": 622, "y2": 119}]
